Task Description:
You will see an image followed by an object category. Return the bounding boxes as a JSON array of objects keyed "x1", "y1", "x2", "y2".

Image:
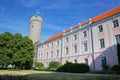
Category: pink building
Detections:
[{"x1": 37, "y1": 6, "x2": 120, "y2": 71}]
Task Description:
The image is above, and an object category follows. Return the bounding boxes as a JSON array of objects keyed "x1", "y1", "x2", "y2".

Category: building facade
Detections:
[{"x1": 36, "y1": 6, "x2": 120, "y2": 71}]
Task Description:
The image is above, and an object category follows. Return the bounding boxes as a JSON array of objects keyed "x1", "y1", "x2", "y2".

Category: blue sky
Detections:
[{"x1": 0, "y1": 0, "x2": 120, "y2": 42}]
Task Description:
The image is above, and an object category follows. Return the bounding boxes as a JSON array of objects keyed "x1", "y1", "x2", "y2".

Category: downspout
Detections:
[
  {"x1": 89, "y1": 19, "x2": 95, "y2": 71},
  {"x1": 60, "y1": 32, "x2": 64, "y2": 63}
]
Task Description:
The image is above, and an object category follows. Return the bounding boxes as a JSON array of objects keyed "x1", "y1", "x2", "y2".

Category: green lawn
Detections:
[{"x1": 0, "y1": 70, "x2": 120, "y2": 80}]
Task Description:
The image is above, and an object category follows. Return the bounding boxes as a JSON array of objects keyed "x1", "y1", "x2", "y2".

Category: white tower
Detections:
[{"x1": 29, "y1": 15, "x2": 43, "y2": 44}]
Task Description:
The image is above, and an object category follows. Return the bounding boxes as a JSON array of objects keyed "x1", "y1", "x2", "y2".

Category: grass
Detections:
[{"x1": 0, "y1": 70, "x2": 120, "y2": 80}]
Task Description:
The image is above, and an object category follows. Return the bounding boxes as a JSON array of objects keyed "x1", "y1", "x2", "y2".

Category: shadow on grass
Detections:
[
  {"x1": 0, "y1": 75, "x2": 28, "y2": 80},
  {"x1": 0, "y1": 72, "x2": 120, "y2": 80}
]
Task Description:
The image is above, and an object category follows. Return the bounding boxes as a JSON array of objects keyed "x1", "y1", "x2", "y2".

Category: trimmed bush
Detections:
[
  {"x1": 48, "y1": 61, "x2": 62, "y2": 71},
  {"x1": 34, "y1": 62, "x2": 46, "y2": 71},
  {"x1": 111, "y1": 65, "x2": 120, "y2": 74},
  {"x1": 56, "y1": 62, "x2": 89, "y2": 73}
]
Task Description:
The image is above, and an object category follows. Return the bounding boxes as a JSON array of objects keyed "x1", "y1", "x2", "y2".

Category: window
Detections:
[
  {"x1": 74, "y1": 45, "x2": 77, "y2": 53},
  {"x1": 46, "y1": 52, "x2": 48, "y2": 58},
  {"x1": 32, "y1": 25, "x2": 34, "y2": 28},
  {"x1": 51, "y1": 51, "x2": 53, "y2": 58},
  {"x1": 57, "y1": 50, "x2": 59, "y2": 56},
  {"x1": 51, "y1": 43, "x2": 53, "y2": 47},
  {"x1": 66, "y1": 48, "x2": 68, "y2": 55},
  {"x1": 74, "y1": 35, "x2": 77, "y2": 40},
  {"x1": 85, "y1": 58, "x2": 88, "y2": 65},
  {"x1": 41, "y1": 53, "x2": 42, "y2": 59},
  {"x1": 74, "y1": 59, "x2": 77, "y2": 63},
  {"x1": 100, "y1": 39, "x2": 105, "y2": 48},
  {"x1": 98, "y1": 25, "x2": 103, "y2": 32},
  {"x1": 113, "y1": 19, "x2": 119, "y2": 27},
  {"x1": 57, "y1": 41, "x2": 59, "y2": 46},
  {"x1": 47, "y1": 44, "x2": 49, "y2": 48},
  {"x1": 101, "y1": 57, "x2": 107, "y2": 69},
  {"x1": 84, "y1": 42, "x2": 88, "y2": 52},
  {"x1": 115, "y1": 34, "x2": 120, "y2": 44},
  {"x1": 83, "y1": 31, "x2": 87, "y2": 37},
  {"x1": 66, "y1": 38, "x2": 68, "y2": 43},
  {"x1": 39, "y1": 54, "x2": 40, "y2": 59}
]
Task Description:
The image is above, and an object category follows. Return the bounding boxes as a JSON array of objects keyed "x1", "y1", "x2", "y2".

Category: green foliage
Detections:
[
  {"x1": 48, "y1": 61, "x2": 62, "y2": 71},
  {"x1": 56, "y1": 62, "x2": 89, "y2": 73},
  {"x1": 34, "y1": 62, "x2": 46, "y2": 71},
  {"x1": 111, "y1": 65, "x2": 120, "y2": 74},
  {"x1": 101, "y1": 64, "x2": 109, "y2": 71},
  {"x1": 0, "y1": 32, "x2": 34, "y2": 69},
  {"x1": 117, "y1": 43, "x2": 120, "y2": 65}
]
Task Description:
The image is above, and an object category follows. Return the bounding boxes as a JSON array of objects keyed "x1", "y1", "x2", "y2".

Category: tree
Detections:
[
  {"x1": 0, "y1": 32, "x2": 13, "y2": 68},
  {"x1": 0, "y1": 32, "x2": 34, "y2": 69},
  {"x1": 117, "y1": 43, "x2": 120, "y2": 65},
  {"x1": 12, "y1": 34, "x2": 34, "y2": 69}
]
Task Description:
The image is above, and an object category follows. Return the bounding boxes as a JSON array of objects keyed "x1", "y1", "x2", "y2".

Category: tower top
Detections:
[{"x1": 30, "y1": 15, "x2": 43, "y2": 23}]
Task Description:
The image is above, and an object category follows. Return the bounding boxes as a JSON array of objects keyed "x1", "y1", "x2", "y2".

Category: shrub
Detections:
[
  {"x1": 101, "y1": 64, "x2": 109, "y2": 71},
  {"x1": 111, "y1": 65, "x2": 120, "y2": 74},
  {"x1": 56, "y1": 62, "x2": 89, "y2": 73},
  {"x1": 34, "y1": 62, "x2": 46, "y2": 71},
  {"x1": 48, "y1": 61, "x2": 62, "y2": 71}
]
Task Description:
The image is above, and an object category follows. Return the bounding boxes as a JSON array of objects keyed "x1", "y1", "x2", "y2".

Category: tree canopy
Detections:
[{"x1": 0, "y1": 32, "x2": 34, "y2": 69}]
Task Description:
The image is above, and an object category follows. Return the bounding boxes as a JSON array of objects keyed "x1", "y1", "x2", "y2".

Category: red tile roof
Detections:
[
  {"x1": 91, "y1": 6, "x2": 120, "y2": 22},
  {"x1": 43, "y1": 6, "x2": 120, "y2": 44},
  {"x1": 43, "y1": 32, "x2": 63, "y2": 44}
]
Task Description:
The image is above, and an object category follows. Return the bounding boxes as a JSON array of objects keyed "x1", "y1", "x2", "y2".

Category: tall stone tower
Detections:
[
  {"x1": 29, "y1": 15, "x2": 43, "y2": 44},
  {"x1": 29, "y1": 15, "x2": 43, "y2": 61}
]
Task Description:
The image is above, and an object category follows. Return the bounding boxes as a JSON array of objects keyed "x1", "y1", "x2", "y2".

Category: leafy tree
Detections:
[
  {"x1": 0, "y1": 32, "x2": 13, "y2": 68},
  {"x1": 0, "y1": 32, "x2": 34, "y2": 69},
  {"x1": 117, "y1": 43, "x2": 120, "y2": 65}
]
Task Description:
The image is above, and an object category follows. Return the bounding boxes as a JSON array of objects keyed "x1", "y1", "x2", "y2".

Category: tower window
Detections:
[{"x1": 32, "y1": 25, "x2": 34, "y2": 28}]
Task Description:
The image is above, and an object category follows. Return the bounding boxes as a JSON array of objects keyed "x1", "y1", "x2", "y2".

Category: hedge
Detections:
[{"x1": 56, "y1": 62, "x2": 89, "y2": 73}]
